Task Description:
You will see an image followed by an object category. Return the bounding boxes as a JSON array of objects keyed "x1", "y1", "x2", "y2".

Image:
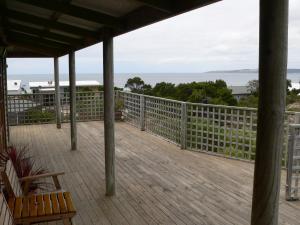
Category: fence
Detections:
[
  {"x1": 8, "y1": 91, "x2": 300, "y2": 167},
  {"x1": 286, "y1": 124, "x2": 300, "y2": 200},
  {"x1": 61, "y1": 91, "x2": 103, "y2": 122},
  {"x1": 118, "y1": 91, "x2": 299, "y2": 167},
  {"x1": 8, "y1": 93, "x2": 56, "y2": 125},
  {"x1": 8, "y1": 92, "x2": 104, "y2": 125}
]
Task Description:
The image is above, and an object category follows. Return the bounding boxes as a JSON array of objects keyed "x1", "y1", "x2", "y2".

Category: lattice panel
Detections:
[
  {"x1": 144, "y1": 96, "x2": 182, "y2": 145},
  {"x1": 287, "y1": 125, "x2": 300, "y2": 200},
  {"x1": 119, "y1": 91, "x2": 141, "y2": 127},
  {"x1": 8, "y1": 94, "x2": 56, "y2": 125},
  {"x1": 186, "y1": 104, "x2": 257, "y2": 160},
  {"x1": 61, "y1": 92, "x2": 104, "y2": 122}
]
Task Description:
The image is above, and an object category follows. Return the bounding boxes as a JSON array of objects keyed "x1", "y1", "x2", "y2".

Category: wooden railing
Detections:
[
  {"x1": 118, "y1": 91, "x2": 300, "y2": 167},
  {"x1": 7, "y1": 91, "x2": 300, "y2": 167},
  {"x1": 7, "y1": 92, "x2": 104, "y2": 125}
]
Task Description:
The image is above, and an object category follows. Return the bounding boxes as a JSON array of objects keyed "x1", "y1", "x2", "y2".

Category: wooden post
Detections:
[
  {"x1": 54, "y1": 57, "x2": 62, "y2": 129},
  {"x1": 181, "y1": 102, "x2": 187, "y2": 149},
  {"x1": 103, "y1": 32, "x2": 115, "y2": 196},
  {"x1": 251, "y1": 0, "x2": 289, "y2": 224},
  {"x1": 3, "y1": 55, "x2": 9, "y2": 144},
  {"x1": 0, "y1": 48, "x2": 7, "y2": 150},
  {"x1": 140, "y1": 95, "x2": 145, "y2": 131},
  {"x1": 69, "y1": 51, "x2": 77, "y2": 150}
]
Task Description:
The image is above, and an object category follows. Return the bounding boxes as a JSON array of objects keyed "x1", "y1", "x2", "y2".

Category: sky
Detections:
[{"x1": 7, "y1": 0, "x2": 300, "y2": 75}]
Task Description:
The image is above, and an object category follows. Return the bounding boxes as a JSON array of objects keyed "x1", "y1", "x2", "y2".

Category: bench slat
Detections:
[
  {"x1": 64, "y1": 192, "x2": 76, "y2": 213},
  {"x1": 14, "y1": 197, "x2": 22, "y2": 219},
  {"x1": 29, "y1": 195, "x2": 37, "y2": 217},
  {"x1": 57, "y1": 192, "x2": 67, "y2": 213},
  {"x1": 44, "y1": 194, "x2": 52, "y2": 216},
  {"x1": 21, "y1": 197, "x2": 29, "y2": 218},
  {"x1": 50, "y1": 193, "x2": 60, "y2": 214},
  {"x1": 37, "y1": 195, "x2": 45, "y2": 216}
]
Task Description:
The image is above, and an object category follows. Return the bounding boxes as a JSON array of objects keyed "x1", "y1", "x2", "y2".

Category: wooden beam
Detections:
[
  {"x1": 0, "y1": 0, "x2": 8, "y2": 44},
  {"x1": 174, "y1": 0, "x2": 221, "y2": 11},
  {"x1": 6, "y1": 50, "x2": 50, "y2": 58},
  {"x1": 54, "y1": 57, "x2": 62, "y2": 129},
  {"x1": 15, "y1": 0, "x2": 123, "y2": 30},
  {"x1": 8, "y1": 22, "x2": 84, "y2": 46},
  {"x1": 7, "y1": 9, "x2": 99, "y2": 39},
  {"x1": 69, "y1": 51, "x2": 77, "y2": 150},
  {"x1": 251, "y1": 0, "x2": 289, "y2": 224},
  {"x1": 121, "y1": 6, "x2": 167, "y2": 33},
  {"x1": 103, "y1": 32, "x2": 115, "y2": 196},
  {"x1": 136, "y1": 0, "x2": 173, "y2": 13},
  {"x1": 8, "y1": 31, "x2": 71, "y2": 51},
  {"x1": 7, "y1": 40, "x2": 62, "y2": 57}
]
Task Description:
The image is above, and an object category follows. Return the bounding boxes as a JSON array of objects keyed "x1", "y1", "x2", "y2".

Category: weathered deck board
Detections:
[{"x1": 9, "y1": 122, "x2": 300, "y2": 225}]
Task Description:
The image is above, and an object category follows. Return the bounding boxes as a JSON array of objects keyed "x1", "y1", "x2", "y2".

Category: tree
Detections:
[
  {"x1": 238, "y1": 95, "x2": 259, "y2": 108},
  {"x1": 215, "y1": 79, "x2": 227, "y2": 89},
  {"x1": 152, "y1": 82, "x2": 176, "y2": 98},
  {"x1": 188, "y1": 89, "x2": 206, "y2": 103},
  {"x1": 247, "y1": 80, "x2": 259, "y2": 96},
  {"x1": 286, "y1": 79, "x2": 292, "y2": 94},
  {"x1": 125, "y1": 77, "x2": 145, "y2": 93},
  {"x1": 124, "y1": 78, "x2": 237, "y2": 106},
  {"x1": 125, "y1": 77, "x2": 152, "y2": 94},
  {"x1": 143, "y1": 84, "x2": 153, "y2": 95}
]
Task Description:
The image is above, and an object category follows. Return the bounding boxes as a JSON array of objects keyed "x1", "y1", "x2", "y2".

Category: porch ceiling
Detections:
[{"x1": 0, "y1": 0, "x2": 220, "y2": 58}]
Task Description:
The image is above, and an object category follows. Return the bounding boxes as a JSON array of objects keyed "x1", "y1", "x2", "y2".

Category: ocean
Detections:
[{"x1": 7, "y1": 72, "x2": 300, "y2": 90}]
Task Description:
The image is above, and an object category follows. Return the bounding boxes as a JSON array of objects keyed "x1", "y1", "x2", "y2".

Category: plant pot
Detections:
[{"x1": 115, "y1": 111, "x2": 123, "y2": 121}]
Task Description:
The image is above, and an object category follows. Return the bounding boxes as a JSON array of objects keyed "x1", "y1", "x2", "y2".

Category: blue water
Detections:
[{"x1": 7, "y1": 72, "x2": 300, "y2": 90}]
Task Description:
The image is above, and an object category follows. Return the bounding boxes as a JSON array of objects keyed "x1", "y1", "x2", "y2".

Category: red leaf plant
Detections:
[{"x1": 0, "y1": 145, "x2": 50, "y2": 194}]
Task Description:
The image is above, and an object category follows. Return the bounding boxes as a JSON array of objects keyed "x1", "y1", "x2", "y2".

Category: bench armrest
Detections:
[
  {"x1": 21, "y1": 172, "x2": 65, "y2": 195},
  {"x1": 20, "y1": 172, "x2": 65, "y2": 182}
]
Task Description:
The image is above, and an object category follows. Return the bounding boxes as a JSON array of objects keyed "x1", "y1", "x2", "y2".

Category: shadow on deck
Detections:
[{"x1": 10, "y1": 121, "x2": 300, "y2": 225}]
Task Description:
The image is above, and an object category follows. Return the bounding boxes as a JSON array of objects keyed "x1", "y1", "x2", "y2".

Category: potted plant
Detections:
[
  {"x1": 0, "y1": 145, "x2": 49, "y2": 194},
  {"x1": 115, "y1": 99, "x2": 124, "y2": 121}
]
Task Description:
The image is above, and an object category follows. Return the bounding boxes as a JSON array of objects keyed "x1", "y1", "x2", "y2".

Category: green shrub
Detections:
[{"x1": 27, "y1": 108, "x2": 55, "y2": 123}]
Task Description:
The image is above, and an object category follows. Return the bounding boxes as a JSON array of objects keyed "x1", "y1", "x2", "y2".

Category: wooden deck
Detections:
[{"x1": 10, "y1": 121, "x2": 300, "y2": 225}]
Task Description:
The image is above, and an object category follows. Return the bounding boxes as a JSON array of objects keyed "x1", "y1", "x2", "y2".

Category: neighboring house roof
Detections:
[
  {"x1": 29, "y1": 80, "x2": 100, "y2": 89},
  {"x1": 7, "y1": 80, "x2": 22, "y2": 91},
  {"x1": 229, "y1": 86, "x2": 251, "y2": 95}
]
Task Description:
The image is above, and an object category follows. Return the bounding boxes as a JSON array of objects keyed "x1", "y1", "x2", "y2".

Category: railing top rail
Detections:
[
  {"x1": 289, "y1": 124, "x2": 300, "y2": 128},
  {"x1": 119, "y1": 91, "x2": 184, "y2": 104},
  {"x1": 187, "y1": 102, "x2": 257, "y2": 111}
]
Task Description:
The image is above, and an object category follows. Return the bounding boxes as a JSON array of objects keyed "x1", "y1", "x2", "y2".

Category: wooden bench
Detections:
[
  {"x1": 0, "y1": 160, "x2": 76, "y2": 224},
  {"x1": 1, "y1": 160, "x2": 64, "y2": 197},
  {"x1": 1, "y1": 192, "x2": 76, "y2": 225}
]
